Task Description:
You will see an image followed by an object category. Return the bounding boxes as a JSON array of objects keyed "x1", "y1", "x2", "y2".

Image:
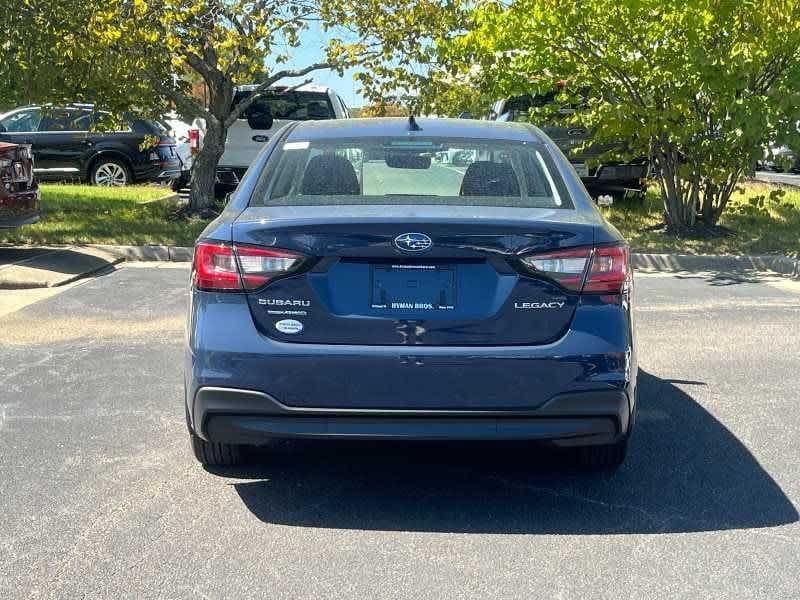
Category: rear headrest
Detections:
[
  {"x1": 301, "y1": 154, "x2": 360, "y2": 195},
  {"x1": 460, "y1": 161, "x2": 521, "y2": 197}
]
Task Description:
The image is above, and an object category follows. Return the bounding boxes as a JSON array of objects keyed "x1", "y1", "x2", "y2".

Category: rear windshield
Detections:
[
  {"x1": 233, "y1": 91, "x2": 334, "y2": 121},
  {"x1": 252, "y1": 137, "x2": 571, "y2": 209}
]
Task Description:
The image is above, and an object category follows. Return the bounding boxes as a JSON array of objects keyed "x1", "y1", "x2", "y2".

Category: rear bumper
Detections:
[
  {"x1": 186, "y1": 293, "x2": 638, "y2": 445},
  {"x1": 194, "y1": 387, "x2": 630, "y2": 446},
  {"x1": 133, "y1": 158, "x2": 181, "y2": 183},
  {"x1": 582, "y1": 179, "x2": 647, "y2": 195},
  {"x1": 578, "y1": 162, "x2": 649, "y2": 194},
  {"x1": 155, "y1": 167, "x2": 182, "y2": 181}
]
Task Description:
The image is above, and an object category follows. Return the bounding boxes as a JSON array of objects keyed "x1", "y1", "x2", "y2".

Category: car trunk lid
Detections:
[{"x1": 229, "y1": 206, "x2": 600, "y2": 346}]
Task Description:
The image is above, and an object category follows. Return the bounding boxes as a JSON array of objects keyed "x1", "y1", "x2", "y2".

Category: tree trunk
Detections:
[
  {"x1": 699, "y1": 170, "x2": 740, "y2": 226},
  {"x1": 188, "y1": 119, "x2": 226, "y2": 212},
  {"x1": 653, "y1": 148, "x2": 685, "y2": 231},
  {"x1": 700, "y1": 181, "x2": 717, "y2": 224}
]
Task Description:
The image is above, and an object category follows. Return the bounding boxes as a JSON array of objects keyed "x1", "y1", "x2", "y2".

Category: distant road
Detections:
[{"x1": 755, "y1": 170, "x2": 800, "y2": 187}]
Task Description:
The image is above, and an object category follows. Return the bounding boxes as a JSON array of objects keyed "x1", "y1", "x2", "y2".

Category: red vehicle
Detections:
[{"x1": 0, "y1": 141, "x2": 40, "y2": 228}]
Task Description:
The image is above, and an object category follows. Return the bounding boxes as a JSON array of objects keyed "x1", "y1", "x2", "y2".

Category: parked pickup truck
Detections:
[
  {"x1": 490, "y1": 92, "x2": 649, "y2": 199},
  {"x1": 0, "y1": 141, "x2": 40, "y2": 229},
  {"x1": 194, "y1": 83, "x2": 351, "y2": 193}
]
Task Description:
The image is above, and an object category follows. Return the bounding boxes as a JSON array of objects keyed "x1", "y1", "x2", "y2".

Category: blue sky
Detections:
[{"x1": 273, "y1": 22, "x2": 365, "y2": 108}]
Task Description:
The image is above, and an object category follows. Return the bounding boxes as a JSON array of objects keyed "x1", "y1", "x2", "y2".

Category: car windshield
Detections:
[{"x1": 255, "y1": 137, "x2": 570, "y2": 208}]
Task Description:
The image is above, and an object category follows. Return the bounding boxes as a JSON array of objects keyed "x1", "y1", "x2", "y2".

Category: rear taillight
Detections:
[
  {"x1": 519, "y1": 244, "x2": 630, "y2": 294},
  {"x1": 236, "y1": 245, "x2": 305, "y2": 290},
  {"x1": 188, "y1": 129, "x2": 200, "y2": 155},
  {"x1": 520, "y1": 248, "x2": 591, "y2": 291},
  {"x1": 192, "y1": 242, "x2": 305, "y2": 292},
  {"x1": 583, "y1": 245, "x2": 630, "y2": 294},
  {"x1": 193, "y1": 243, "x2": 241, "y2": 291}
]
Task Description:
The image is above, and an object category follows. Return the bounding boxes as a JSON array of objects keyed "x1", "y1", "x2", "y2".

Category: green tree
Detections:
[
  {"x1": 89, "y1": 0, "x2": 461, "y2": 211},
  {"x1": 87, "y1": 0, "x2": 353, "y2": 210},
  {"x1": 443, "y1": 0, "x2": 800, "y2": 232},
  {"x1": 360, "y1": 101, "x2": 408, "y2": 117},
  {"x1": 0, "y1": 0, "x2": 155, "y2": 112},
  {"x1": 4, "y1": 0, "x2": 458, "y2": 211},
  {"x1": 326, "y1": 0, "x2": 468, "y2": 116}
]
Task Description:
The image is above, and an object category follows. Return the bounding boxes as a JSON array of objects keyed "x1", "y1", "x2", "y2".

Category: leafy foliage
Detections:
[
  {"x1": 90, "y1": 0, "x2": 465, "y2": 210},
  {"x1": 324, "y1": 0, "x2": 468, "y2": 113},
  {"x1": 0, "y1": 0, "x2": 157, "y2": 112},
  {"x1": 359, "y1": 102, "x2": 408, "y2": 117},
  {"x1": 4, "y1": 0, "x2": 458, "y2": 209},
  {"x1": 440, "y1": 0, "x2": 800, "y2": 230}
]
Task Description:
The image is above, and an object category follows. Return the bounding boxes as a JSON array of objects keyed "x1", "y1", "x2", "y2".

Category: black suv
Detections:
[{"x1": 0, "y1": 105, "x2": 180, "y2": 186}]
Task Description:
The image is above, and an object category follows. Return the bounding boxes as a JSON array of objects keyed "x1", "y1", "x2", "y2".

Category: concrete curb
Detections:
[
  {"x1": 91, "y1": 244, "x2": 194, "y2": 262},
  {"x1": 632, "y1": 253, "x2": 800, "y2": 278}
]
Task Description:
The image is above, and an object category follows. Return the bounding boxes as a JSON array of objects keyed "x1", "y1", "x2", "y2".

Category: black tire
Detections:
[
  {"x1": 574, "y1": 437, "x2": 628, "y2": 472},
  {"x1": 90, "y1": 157, "x2": 132, "y2": 187},
  {"x1": 190, "y1": 431, "x2": 244, "y2": 467}
]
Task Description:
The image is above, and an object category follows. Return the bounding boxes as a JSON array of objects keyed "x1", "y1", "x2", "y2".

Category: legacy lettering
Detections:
[{"x1": 514, "y1": 301, "x2": 566, "y2": 309}]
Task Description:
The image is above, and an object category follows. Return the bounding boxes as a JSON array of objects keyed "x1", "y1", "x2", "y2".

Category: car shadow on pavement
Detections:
[
  {"x1": 674, "y1": 271, "x2": 768, "y2": 286},
  {"x1": 0, "y1": 247, "x2": 119, "y2": 289},
  {"x1": 227, "y1": 370, "x2": 798, "y2": 534}
]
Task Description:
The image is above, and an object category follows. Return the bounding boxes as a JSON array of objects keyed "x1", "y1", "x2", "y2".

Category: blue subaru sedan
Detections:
[{"x1": 185, "y1": 117, "x2": 637, "y2": 471}]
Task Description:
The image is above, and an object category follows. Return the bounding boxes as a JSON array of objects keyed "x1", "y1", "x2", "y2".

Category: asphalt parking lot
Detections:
[{"x1": 1, "y1": 263, "x2": 798, "y2": 599}]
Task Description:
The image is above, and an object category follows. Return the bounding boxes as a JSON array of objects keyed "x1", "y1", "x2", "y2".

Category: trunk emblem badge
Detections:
[{"x1": 394, "y1": 233, "x2": 432, "y2": 253}]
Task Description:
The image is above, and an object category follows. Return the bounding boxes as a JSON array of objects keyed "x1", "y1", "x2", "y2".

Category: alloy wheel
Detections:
[{"x1": 94, "y1": 162, "x2": 128, "y2": 186}]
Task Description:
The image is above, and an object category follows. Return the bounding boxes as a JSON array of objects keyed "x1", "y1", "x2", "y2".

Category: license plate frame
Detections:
[{"x1": 370, "y1": 264, "x2": 457, "y2": 311}]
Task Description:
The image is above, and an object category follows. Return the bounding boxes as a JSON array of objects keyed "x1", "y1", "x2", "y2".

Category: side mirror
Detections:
[
  {"x1": 0, "y1": 122, "x2": 6, "y2": 133},
  {"x1": 247, "y1": 110, "x2": 274, "y2": 131}
]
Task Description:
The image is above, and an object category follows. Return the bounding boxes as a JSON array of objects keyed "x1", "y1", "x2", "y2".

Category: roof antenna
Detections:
[{"x1": 408, "y1": 114, "x2": 422, "y2": 131}]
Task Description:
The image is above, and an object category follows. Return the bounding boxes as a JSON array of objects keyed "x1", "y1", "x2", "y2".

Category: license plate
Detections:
[
  {"x1": 573, "y1": 162, "x2": 589, "y2": 178},
  {"x1": 370, "y1": 264, "x2": 456, "y2": 311}
]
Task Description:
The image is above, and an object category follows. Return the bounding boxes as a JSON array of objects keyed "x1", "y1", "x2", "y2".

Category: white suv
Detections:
[{"x1": 212, "y1": 83, "x2": 350, "y2": 189}]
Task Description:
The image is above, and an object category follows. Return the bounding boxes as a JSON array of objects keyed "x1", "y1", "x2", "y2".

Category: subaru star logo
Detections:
[{"x1": 394, "y1": 232, "x2": 433, "y2": 253}]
